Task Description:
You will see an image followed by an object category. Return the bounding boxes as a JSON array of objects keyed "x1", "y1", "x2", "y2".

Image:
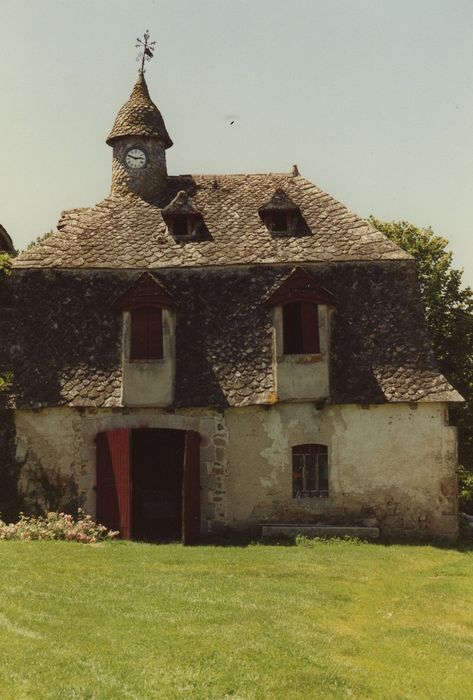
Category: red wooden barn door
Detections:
[
  {"x1": 96, "y1": 429, "x2": 131, "y2": 539},
  {"x1": 182, "y1": 430, "x2": 201, "y2": 545}
]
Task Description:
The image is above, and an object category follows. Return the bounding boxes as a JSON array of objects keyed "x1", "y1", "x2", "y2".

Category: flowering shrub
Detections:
[{"x1": 0, "y1": 510, "x2": 118, "y2": 543}]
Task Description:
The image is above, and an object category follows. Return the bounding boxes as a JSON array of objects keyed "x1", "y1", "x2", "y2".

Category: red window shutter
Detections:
[
  {"x1": 283, "y1": 302, "x2": 303, "y2": 353},
  {"x1": 130, "y1": 308, "x2": 148, "y2": 359},
  {"x1": 96, "y1": 429, "x2": 131, "y2": 539},
  {"x1": 300, "y1": 302, "x2": 319, "y2": 353},
  {"x1": 147, "y1": 308, "x2": 163, "y2": 359},
  {"x1": 182, "y1": 430, "x2": 201, "y2": 545},
  {"x1": 130, "y1": 307, "x2": 163, "y2": 360},
  {"x1": 283, "y1": 302, "x2": 319, "y2": 354}
]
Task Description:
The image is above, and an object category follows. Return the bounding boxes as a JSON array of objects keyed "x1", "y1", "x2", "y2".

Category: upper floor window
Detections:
[
  {"x1": 162, "y1": 190, "x2": 204, "y2": 242},
  {"x1": 283, "y1": 301, "x2": 319, "y2": 354},
  {"x1": 267, "y1": 267, "x2": 334, "y2": 357},
  {"x1": 171, "y1": 216, "x2": 189, "y2": 239},
  {"x1": 113, "y1": 272, "x2": 175, "y2": 363},
  {"x1": 130, "y1": 307, "x2": 163, "y2": 360},
  {"x1": 269, "y1": 211, "x2": 291, "y2": 234},
  {"x1": 292, "y1": 444, "x2": 328, "y2": 498},
  {"x1": 258, "y1": 188, "x2": 300, "y2": 237}
]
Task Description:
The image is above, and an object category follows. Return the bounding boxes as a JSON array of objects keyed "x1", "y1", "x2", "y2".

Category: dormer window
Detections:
[
  {"x1": 113, "y1": 272, "x2": 175, "y2": 362},
  {"x1": 172, "y1": 216, "x2": 190, "y2": 239},
  {"x1": 259, "y1": 188, "x2": 300, "y2": 236},
  {"x1": 162, "y1": 190, "x2": 203, "y2": 241},
  {"x1": 283, "y1": 302, "x2": 319, "y2": 354},
  {"x1": 271, "y1": 211, "x2": 290, "y2": 234},
  {"x1": 130, "y1": 307, "x2": 163, "y2": 360},
  {"x1": 267, "y1": 267, "x2": 335, "y2": 401},
  {"x1": 267, "y1": 267, "x2": 335, "y2": 352},
  {"x1": 113, "y1": 273, "x2": 176, "y2": 407}
]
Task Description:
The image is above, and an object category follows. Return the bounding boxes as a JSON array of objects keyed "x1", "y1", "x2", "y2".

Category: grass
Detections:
[{"x1": 0, "y1": 539, "x2": 472, "y2": 699}]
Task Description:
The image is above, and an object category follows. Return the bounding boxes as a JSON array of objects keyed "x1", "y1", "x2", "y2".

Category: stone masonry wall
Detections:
[
  {"x1": 14, "y1": 406, "x2": 228, "y2": 534},
  {"x1": 111, "y1": 137, "x2": 167, "y2": 200},
  {"x1": 12, "y1": 401, "x2": 458, "y2": 540},
  {"x1": 223, "y1": 402, "x2": 458, "y2": 540}
]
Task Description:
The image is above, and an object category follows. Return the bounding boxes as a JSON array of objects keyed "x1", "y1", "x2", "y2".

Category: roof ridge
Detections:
[
  {"x1": 168, "y1": 172, "x2": 294, "y2": 178},
  {"x1": 13, "y1": 173, "x2": 413, "y2": 267}
]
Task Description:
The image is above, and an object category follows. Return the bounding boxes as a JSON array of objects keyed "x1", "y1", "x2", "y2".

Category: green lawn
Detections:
[{"x1": 0, "y1": 540, "x2": 472, "y2": 699}]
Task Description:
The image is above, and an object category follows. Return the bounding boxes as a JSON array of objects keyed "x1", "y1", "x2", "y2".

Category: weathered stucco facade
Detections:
[
  {"x1": 0, "y1": 69, "x2": 463, "y2": 541},
  {"x1": 12, "y1": 401, "x2": 457, "y2": 539}
]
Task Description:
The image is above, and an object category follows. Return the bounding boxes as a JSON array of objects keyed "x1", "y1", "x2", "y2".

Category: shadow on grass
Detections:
[{"x1": 134, "y1": 531, "x2": 473, "y2": 552}]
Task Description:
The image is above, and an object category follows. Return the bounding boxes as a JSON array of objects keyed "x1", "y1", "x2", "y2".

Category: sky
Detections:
[{"x1": 1, "y1": 0, "x2": 472, "y2": 285}]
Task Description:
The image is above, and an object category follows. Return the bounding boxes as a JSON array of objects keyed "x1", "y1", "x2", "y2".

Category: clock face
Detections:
[{"x1": 125, "y1": 147, "x2": 147, "y2": 169}]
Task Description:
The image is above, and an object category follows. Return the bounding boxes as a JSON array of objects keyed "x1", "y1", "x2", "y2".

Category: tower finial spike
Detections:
[{"x1": 135, "y1": 30, "x2": 156, "y2": 74}]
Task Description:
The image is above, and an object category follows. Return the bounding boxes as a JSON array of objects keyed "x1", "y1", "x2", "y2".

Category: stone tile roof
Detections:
[
  {"x1": 162, "y1": 190, "x2": 201, "y2": 217},
  {"x1": 106, "y1": 73, "x2": 173, "y2": 148},
  {"x1": 14, "y1": 173, "x2": 412, "y2": 269},
  {"x1": 0, "y1": 264, "x2": 462, "y2": 410},
  {"x1": 259, "y1": 187, "x2": 299, "y2": 213},
  {"x1": 7, "y1": 171, "x2": 461, "y2": 408}
]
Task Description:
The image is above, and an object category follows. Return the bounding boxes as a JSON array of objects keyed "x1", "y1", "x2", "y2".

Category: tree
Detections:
[
  {"x1": 0, "y1": 253, "x2": 10, "y2": 273},
  {"x1": 0, "y1": 254, "x2": 11, "y2": 392},
  {"x1": 25, "y1": 230, "x2": 53, "y2": 251},
  {"x1": 369, "y1": 218, "x2": 473, "y2": 492}
]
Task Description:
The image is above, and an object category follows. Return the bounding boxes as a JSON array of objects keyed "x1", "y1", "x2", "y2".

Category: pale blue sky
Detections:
[{"x1": 1, "y1": 0, "x2": 472, "y2": 284}]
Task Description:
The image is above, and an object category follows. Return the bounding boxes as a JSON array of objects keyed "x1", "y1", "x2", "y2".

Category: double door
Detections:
[{"x1": 96, "y1": 428, "x2": 201, "y2": 544}]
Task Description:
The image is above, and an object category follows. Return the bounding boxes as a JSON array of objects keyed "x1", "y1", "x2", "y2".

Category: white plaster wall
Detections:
[
  {"x1": 13, "y1": 401, "x2": 458, "y2": 539},
  {"x1": 121, "y1": 309, "x2": 175, "y2": 407},
  {"x1": 273, "y1": 305, "x2": 330, "y2": 400},
  {"x1": 14, "y1": 407, "x2": 227, "y2": 534},
  {"x1": 223, "y1": 402, "x2": 458, "y2": 539}
]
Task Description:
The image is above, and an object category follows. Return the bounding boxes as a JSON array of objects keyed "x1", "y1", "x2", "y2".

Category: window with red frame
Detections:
[
  {"x1": 282, "y1": 301, "x2": 319, "y2": 354},
  {"x1": 130, "y1": 307, "x2": 163, "y2": 360}
]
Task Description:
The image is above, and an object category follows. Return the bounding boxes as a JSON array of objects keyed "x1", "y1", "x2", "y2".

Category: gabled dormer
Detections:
[
  {"x1": 162, "y1": 191, "x2": 204, "y2": 241},
  {"x1": 267, "y1": 267, "x2": 335, "y2": 402},
  {"x1": 258, "y1": 188, "x2": 301, "y2": 236},
  {"x1": 113, "y1": 273, "x2": 176, "y2": 406}
]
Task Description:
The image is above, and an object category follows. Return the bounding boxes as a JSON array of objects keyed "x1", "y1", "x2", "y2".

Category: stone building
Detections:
[
  {"x1": 0, "y1": 225, "x2": 14, "y2": 254},
  {"x1": 0, "y1": 71, "x2": 462, "y2": 542}
]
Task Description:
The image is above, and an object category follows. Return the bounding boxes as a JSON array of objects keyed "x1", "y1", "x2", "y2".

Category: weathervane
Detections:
[{"x1": 136, "y1": 30, "x2": 156, "y2": 74}]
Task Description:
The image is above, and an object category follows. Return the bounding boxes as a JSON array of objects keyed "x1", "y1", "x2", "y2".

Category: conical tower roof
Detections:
[{"x1": 106, "y1": 72, "x2": 173, "y2": 148}]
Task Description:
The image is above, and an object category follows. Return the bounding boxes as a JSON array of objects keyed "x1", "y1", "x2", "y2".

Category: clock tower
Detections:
[{"x1": 106, "y1": 71, "x2": 173, "y2": 201}]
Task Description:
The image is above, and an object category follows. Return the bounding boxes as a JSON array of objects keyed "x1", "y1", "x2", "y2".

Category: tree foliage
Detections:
[
  {"x1": 0, "y1": 254, "x2": 11, "y2": 393},
  {"x1": 370, "y1": 218, "x2": 473, "y2": 491},
  {"x1": 25, "y1": 230, "x2": 53, "y2": 251},
  {"x1": 0, "y1": 253, "x2": 11, "y2": 275}
]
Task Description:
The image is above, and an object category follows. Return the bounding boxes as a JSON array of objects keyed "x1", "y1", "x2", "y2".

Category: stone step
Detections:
[{"x1": 261, "y1": 524, "x2": 380, "y2": 539}]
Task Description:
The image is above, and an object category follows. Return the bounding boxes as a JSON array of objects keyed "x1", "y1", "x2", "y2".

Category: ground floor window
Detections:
[{"x1": 292, "y1": 444, "x2": 328, "y2": 498}]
